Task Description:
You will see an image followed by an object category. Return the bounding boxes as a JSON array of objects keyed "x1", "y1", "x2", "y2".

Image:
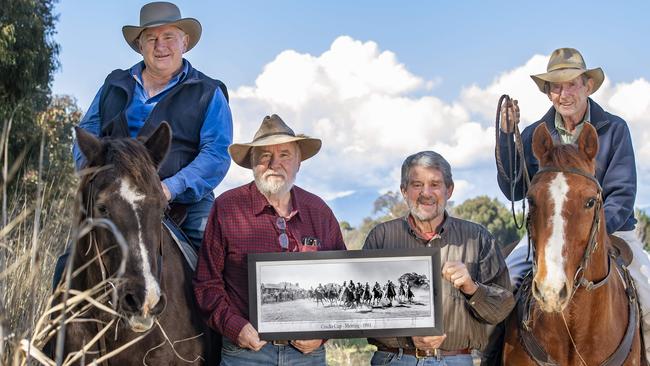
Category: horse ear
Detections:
[
  {"x1": 75, "y1": 127, "x2": 102, "y2": 165},
  {"x1": 532, "y1": 124, "x2": 554, "y2": 164},
  {"x1": 143, "y1": 122, "x2": 171, "y2": 169},
  {"x1": 577, "y1": 123, "x2": 599, "y2": 162}
]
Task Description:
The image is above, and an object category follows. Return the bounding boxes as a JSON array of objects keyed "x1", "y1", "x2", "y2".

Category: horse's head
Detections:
[
  {"x1": 75, "y1": 122, "x2": 171, "y2": 331},
  {"x1": 528, "y1": 123, "x2": 603, "y2": 312}
]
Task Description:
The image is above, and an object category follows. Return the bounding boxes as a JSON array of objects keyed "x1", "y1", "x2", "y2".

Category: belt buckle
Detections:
[
  {"x1": 415, "y1": 348, "x2": 436, "y2": 359},
  {"x1": 273, "y1": 340, "x2": 289, "y2": 346}
]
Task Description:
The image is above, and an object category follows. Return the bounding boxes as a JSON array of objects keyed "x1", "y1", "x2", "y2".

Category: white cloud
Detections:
[
  {"x1": 222, "y1": 36, "x2": 495, "y2": 198},
  {"x1": 218, "y1": 36, "x2": 650, "y2": 216}
]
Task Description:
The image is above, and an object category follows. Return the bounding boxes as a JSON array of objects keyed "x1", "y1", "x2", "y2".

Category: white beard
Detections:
[{"x1": 254, "y1": 170, "x2": 294, "y2": 196}]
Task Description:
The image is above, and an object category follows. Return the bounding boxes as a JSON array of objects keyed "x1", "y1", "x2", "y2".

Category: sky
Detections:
[{"x1": 51, "y1": 1, "x2": 650, "y2": 226}]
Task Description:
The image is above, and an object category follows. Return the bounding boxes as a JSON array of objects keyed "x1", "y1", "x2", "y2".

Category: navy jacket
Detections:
[{"x1": 497, "y1": 98, "x2": 637, "y2": 233}]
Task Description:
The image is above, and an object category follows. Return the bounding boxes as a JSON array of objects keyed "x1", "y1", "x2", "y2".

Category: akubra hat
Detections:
[
  {"x1": 531, "y1": 48, "x2": 604, "y2": 94},
  {"x1": 122, "y1": 2, "x2": 201, "y2": 53},
  {"x1": 229, "y1": 115, "x2": 322, "y2": 169}
]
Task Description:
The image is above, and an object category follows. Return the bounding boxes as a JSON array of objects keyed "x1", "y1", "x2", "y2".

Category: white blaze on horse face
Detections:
[
  {"x1": 119, "y1": 179, "x2": 161, "y2": 315},
  {"x1": 542, "y1": 174, "x2": 570, "y2": 295}
]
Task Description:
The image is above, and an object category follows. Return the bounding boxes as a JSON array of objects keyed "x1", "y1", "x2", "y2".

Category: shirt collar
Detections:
[
  {"x1": 403, "y1": 211, "x2": 449, "y2": 241},
  {"x1": 554, "y1": 100, "x2": 591, "y2": 143},
  {"x1": 129, "y1": 58, "x2": 189, "y2": 87},
  {"x1": 249, "y1": 182, "x2": 302, "y2": 221}
]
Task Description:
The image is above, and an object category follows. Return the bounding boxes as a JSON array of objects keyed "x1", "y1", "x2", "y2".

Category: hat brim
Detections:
[
  {"x1": 122, "y1": 18, "x2": 201, "y2": 53},
  {"x1": 228, "y1": 135, "x2": 322, "y2": 169},
  {"x1": 531, "y1": 67, "x2": 604, "y2": 94}
]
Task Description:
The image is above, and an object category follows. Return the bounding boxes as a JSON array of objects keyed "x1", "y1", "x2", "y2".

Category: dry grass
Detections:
[{"x1": 1, "y1": 175, "x2": 75, "y2": 365}]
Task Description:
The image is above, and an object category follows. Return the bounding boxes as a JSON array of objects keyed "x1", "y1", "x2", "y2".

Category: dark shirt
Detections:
[
  {"x1": 193, "y1": 182, "x2": 346, "y2": 342},
  {"x1": 496, "y1": 98, "x2": 637, "y2": 233},
  {"x1": 363, "y1": 213, "x2": 514, "y2": 352}
]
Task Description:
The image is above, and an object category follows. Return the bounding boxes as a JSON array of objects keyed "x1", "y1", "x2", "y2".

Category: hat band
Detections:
[
  {"x1": 549, "y1": 63, "x2": 586, "y2": 71},
  {"x1": 253, "y1": 131, "x2": 296, "y2": 142},
  {"x1": 141, "y1": 17, "x2": 181, "y2": 28}
]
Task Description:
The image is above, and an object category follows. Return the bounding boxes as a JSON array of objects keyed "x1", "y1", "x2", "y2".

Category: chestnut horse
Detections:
[
  {"x1": 502, "y1": 123, "x2": 642, "y2": 365},
  {"x1": 53, "y1": 123, "x2": 217, "y2": 365}
]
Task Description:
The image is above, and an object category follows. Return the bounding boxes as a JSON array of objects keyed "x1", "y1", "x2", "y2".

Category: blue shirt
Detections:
[{"x1": 73, "y1": 59, "x2": 233, "y2": 203}]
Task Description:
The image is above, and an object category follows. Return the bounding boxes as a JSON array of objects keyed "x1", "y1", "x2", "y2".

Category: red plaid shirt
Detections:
[{"x1": 193, "y1": 182, "x2": 346, "y2": 342}]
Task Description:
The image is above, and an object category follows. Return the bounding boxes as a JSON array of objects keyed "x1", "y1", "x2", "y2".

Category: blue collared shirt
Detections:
[{"x1": 73, "y1": 59, "x2": 233, "y2": 203}]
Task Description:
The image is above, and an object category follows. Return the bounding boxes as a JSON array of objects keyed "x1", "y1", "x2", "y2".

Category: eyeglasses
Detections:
[
  {"x1": 548, "y1": 80, "x2": 585, "y2": 95},
  {"x1": 276, "y1": 217, "x2": 289, "y2": 250}
]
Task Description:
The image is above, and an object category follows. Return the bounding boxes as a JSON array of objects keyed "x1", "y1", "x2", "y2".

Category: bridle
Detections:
[
  {"x1": 79, "y1": 165, "x2": 166, "y2": 362},
  {"x1": 519, "y1": 166, "x2": 639, "y2": 366},
  {"x1": 528, "y1": 166, "x2": 609, "y2": 294},
  {"x1": 83, "y1": 166, "x2": 165, "y2": 285}
]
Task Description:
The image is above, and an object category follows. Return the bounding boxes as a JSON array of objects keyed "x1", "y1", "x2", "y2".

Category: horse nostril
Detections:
[
  {"x1": 121, "y1": 291, "x2": 142, "y2": 314},
  {"x1": 559, "y1": 283, "x2": 568, "y2": 300},
  {"x1": 151, "y1": 294, "x2": 167, "y2": 316}
]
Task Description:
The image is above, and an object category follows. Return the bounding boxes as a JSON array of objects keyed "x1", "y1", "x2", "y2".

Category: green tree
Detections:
[
  {"x1": 1, "y1": 0, "x2": 60, "y2": 188},
  {"x1": 451, "y1": 195, "x2": 524, "y2": 247}
]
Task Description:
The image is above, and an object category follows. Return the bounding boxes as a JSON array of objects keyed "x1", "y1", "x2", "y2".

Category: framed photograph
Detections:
[{"x1": 247, "y1": 247, "x2": 442, "y2": 340}]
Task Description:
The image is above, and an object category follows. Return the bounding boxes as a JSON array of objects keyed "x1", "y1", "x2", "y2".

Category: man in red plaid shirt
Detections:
[{"x1": 194, "y1": 114, "x2": 346, "y2": 365}]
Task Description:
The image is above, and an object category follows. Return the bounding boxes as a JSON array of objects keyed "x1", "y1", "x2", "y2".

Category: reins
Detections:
[
  {"x1": 495, "y1": 94, "x2": 531, "y2": 230},
  {"x1": 520, "y1": 166, "x2": 639, "y2": 366}
]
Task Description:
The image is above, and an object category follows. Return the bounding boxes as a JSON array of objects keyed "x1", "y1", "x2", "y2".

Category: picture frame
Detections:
[{"x1": 247, "y1": 247, "x2": 442, "y2": 340}]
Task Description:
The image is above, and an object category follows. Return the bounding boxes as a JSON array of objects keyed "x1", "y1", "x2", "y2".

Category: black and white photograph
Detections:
[{"x1": 248, "y1": 248, "x2": 442, "y2": 340}]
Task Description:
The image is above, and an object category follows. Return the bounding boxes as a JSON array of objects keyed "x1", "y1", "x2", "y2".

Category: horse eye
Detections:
[
  {"x1": 585, "y1": 197, "x2": 596, "y2": 209},
  {"x1": 96, "y1": 204, "x2": 109, "y2": 217},
  {"x1": 527, "y1": 197, "x2": 535, "y2": 208}
]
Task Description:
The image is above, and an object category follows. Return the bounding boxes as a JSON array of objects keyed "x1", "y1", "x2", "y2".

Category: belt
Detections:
[
  {"x1": 272, "y1": 340, "x2": 290, "y2": 346},
  {"x1": 377, "y1": 346, "x2": 471, "y2": 359}
]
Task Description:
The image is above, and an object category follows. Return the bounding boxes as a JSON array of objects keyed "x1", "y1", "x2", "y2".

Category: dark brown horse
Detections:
[
  {"x1": 53, "y1": 123, "x2": 216, "y2": 365},
  {"x1": 503, "y1": 123, "x2": 642, "y2": 365}
]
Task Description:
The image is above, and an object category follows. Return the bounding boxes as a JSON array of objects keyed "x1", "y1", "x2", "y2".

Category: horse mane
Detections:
[
  {"x1": 540, "y1": 142, "x2": 596, "y2": 175},
  {"x1": 79, "y1": 138, "x2": 160, "y2": 195}
]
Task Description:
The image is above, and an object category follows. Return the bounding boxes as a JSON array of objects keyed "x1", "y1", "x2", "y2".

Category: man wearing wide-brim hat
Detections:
[
  {"x1": 194, "y1": 114, "x2": 346, "y2": 365},
  {"x1": 495, "y1": 47, "x2": 650, "y2": 361},
  {"x1": 71, "y1": 1, "x2": 233, "y2": 250}
]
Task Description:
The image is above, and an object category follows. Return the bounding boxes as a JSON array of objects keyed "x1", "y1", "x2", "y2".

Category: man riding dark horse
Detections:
[{"x1": 385, "y1": 280, "x2": 397, "y2": 306}]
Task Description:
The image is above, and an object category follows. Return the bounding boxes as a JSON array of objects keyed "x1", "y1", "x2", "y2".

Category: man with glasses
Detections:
[
  {"x1": 497, "y1": 47, "x2": 650, "y2": 361},
  {"x1": 194, "y1": 114, "x2": 346, "y2": 365}
]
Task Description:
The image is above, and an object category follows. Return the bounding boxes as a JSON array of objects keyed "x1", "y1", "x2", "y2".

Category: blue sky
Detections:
[{"x1": 52, "y1": 1, "x2": 650, "y2": 226}]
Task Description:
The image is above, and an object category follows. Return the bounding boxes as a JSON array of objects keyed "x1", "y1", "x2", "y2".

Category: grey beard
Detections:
[{"x1": 255, "y1": 175, "x2": 294, "y2": 196}]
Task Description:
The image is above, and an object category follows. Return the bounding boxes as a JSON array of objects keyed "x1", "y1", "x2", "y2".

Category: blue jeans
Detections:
[
  {"x1": 180, "y1": 195, "x2": 214, "y2": 250},
  {"x1": 370, "y1": 351, "x2": 473, "y2": 366},
  {"x1": 220, "y1": 339, "x2": 326, "y2": 366}
]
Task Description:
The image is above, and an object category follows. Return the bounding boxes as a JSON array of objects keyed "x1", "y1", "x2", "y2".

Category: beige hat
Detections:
[
  {"x1": 122, "y1": 2, "x2": 201, "y2": 53},
  {"x1": 229, "y1": 115, "x2": 322, "y2": 169},
  {"x1": 531, "y1": 48, "x2": 604, "y2": 94}
]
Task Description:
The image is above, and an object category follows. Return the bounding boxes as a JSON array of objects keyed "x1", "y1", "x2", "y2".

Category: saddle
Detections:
[
  {"x1": 162, "y1": 213, "x2": 198, "y2": 272},
  {"x1": 609, "y1": 234, "x2": 634, "y2": 266}
]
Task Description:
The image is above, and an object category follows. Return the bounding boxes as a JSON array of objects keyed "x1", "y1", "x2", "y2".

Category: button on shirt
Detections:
[
  {"x1": 72, "y1": 59, "x2": 233, "y2": 203},
  {"x1": 194, "y1": 182, "x2": 347, "y2": 342}
]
